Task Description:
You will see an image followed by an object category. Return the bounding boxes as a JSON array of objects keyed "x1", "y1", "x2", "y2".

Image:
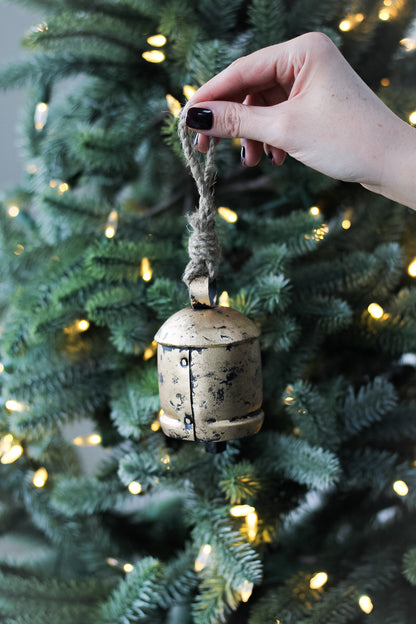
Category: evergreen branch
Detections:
[
  {"x1": 256, "y1": 433, "x2": 341, "y2": 489},
  {"x1": 247, "y1": 0, "x2": 287, "y2": 50},
  {"x1": 341, "y1": 377, "x2": 398, "y2": 436},
  {"x1": 98, "y1": 557, "x2": 164, "y2": 623},
  {"x1": 110, "y1": 367, "x2": 160, "y2": 440},
  {"x1": 402, "y1": 547, "x2": 416, "y2": 585},
  {"x1": 51, "y1": 475, "x2": 127, "y2": 516},
  {"x1": 219, "y1": 460, "x2": 262, "y2": 504},
  {"x1": 339, "y1": 448, "x2": 399, "y2": 493}
]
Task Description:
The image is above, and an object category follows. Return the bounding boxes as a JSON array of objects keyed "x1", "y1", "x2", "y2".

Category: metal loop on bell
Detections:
[{"x1": 189, "y1": 276, "x2": 217, "y2": 309}]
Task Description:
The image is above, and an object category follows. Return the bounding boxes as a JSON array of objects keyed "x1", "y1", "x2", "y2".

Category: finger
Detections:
[
  {"x1": 264, "y1": 143, "x2": 287, "y2": 165},
  {"x1": 186, "y1": 39, "x2": 300, "y2": 106},
  {"x1": 185, "y1": 101, "x2": 282, "y2": 146}
]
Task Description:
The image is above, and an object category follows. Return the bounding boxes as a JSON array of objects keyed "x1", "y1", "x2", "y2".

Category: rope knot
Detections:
[{"x1": 178, "y1": 109, "x2": 221, "y2": 287}]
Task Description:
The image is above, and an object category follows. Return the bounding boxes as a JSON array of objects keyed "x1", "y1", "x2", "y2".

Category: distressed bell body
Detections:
[{"x1": 154, "y1": 304, "x2": 264, "y2": 445}]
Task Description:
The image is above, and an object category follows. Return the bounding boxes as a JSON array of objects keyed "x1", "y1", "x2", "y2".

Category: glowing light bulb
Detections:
[
  {"x1": 218, "y1": 206, "x2": 238, "y2": 223},
  {"x1": 166, "y1": 94, "x2": 181, "y2": 117},
  {"x1": 105, "y1": 210, "x2": 118, "y2": 238},
  {"x1": 393, "y1": 480, "x2": 409, "y2": 496},
  {"x1": 34, "y1": 102, "x2": 48, "y2": 130},
  {"x1": 230, "y1": 505, "x2": 255, "y2": 517},
  {"x1": 72, "y1": 433, "x2": 102, "y2": 446},
  {"x1": 183, "y1": 84, "x2": 196, "y2": 99},
  {"x1": 195, "y1": 544, "x2": 212, "y2": 572},
  {"x1": 141, "y1": 257, "x2": 153, "y2": 282},
  {"x1": 367, "y1": 303, "x2": 384, "y2": 319},
  {"x1": 76, "y1": 319, "x2": 90, "y2": 332},
  {"x1": 379, "y1": 7, "x2": 391, "y2": 20},
  {"x1": 128, "y1": 481, "x2": 142, "y2": 495},
  {"x1": 58, "y1": 182, "x2": 69, "y2": 195},
  {"x1": 339, "y1": 19, "x2": 352, "y2": 31},
  {"x1": 106, "y1": 557, "x2": 119, "y2": 567},
  {"x1": 143, "y1": 341, "x2": 157, "y2": 361},
  {"x1": 32, "y1": 467, "x2": 48, "y2": 488},
  {"x1": 359, "y1": 595, "x2": 373, "y2": 614},
  {"x1": 342, "y1": 219, "x2": 351, "y2": 229},
  {"x1": 27, "y1": 163, "x2": 37, "y2": 174},
  {"x1": 239, "y1": 580, "x2": 254, "y2": 602},
  {"x1": 142, "y1": 50, "x2": 165, "y2": 63},
  {"x1": 408, "y1": 258, "x2": 416, "y2": 277},
  {"x1": 146, "y1": 34, "x2": 166, "y2": 47},
  {"x1": 409, "y1": 111, "x2": 416, "y2": 125},
  {"x1": 309, "y1": 206, "x2": 320, "y2": 216},
  {"x1": 123, "y1": 563, "x2": 134, "y2": 573},
  {"x1": 310, "y1": 572, "x2": 328, "y2": 589},
  {"x1": 400, "y1": 38, "x2": 416, "y2": 51},
  {"x1": 14, "y1": 245, "x2": 24, "y2": 256},
  {"x1": 1, "y1": 444, "x2": 23, "y2": 464},
  {"x1": 219, "y1": 291, "x2": 230, "y2": 307},
  {"x1": 5, "y1": 400, "x2": 25, "y2": 412},
  {"x1": 0, "y1": 363, "x2": 4, "y2": 373},
  {"x1": 150, "y1": 419, "x2": 161, "y2": 432},
  {"x1": 246, "y1": 511, "x2": 258, "y2": 542},
  {"x1": 7, "y1": 204, "x2": 20, "y2": 217},
  {"x1": 380, "y1": 77, "x2": 390, "y2": 87}
]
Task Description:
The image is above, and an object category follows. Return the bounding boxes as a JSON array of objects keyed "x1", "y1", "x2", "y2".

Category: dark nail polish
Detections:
[
  {"x1": 186, "y1": 107, "x2": 213, "y2": 130},
  {"x1": 241, "y1": 146, "x2": 246, "y2": 166}
]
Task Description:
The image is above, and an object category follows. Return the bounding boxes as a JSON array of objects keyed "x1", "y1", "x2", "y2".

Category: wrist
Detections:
[{"x1": 361, "y1": 117, "x2": 416, "y2": 210}]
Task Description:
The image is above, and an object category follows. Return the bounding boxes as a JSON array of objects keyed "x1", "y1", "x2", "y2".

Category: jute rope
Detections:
[{"x1": 178, "y1": 110, "x2": 221, "y2": 287}]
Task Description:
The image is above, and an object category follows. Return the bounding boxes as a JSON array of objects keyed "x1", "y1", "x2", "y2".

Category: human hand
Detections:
[{"x1": 185, "y1": 32, "x2": 416, "y2": 209}]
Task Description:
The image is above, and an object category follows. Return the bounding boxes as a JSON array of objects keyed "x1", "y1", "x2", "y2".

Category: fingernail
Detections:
[
  {"x1": 186, "y1": 107, "x2": 213, "y2": 130},
  {"x1": 193, "y1": 133, "x2": 199, "y2": 147},
  {"x1": 241, "y1": 146, "x2": 246, "y2": 166}
]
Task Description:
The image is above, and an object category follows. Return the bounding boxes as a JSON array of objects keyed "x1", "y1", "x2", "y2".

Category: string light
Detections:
[
  {"x1": 219, "y1": 291, "x2": 230, "y2": 307},
  {"x1": 141, "y1": 257, "x2": 153, "y2": 282},
  {"x1": 166, "y1": 94, "x2": 181, "y2": 117},
  {"x1": 128, "y1": 481, "x2": 142, "y2": 495},
  {"x1": 238, "y1": 580, "x2": 254, "y2": 602},
  {"x1": 367, "y1": 303, "x2": 384, "y2": 319},
  {"x1": 339, "y1": 13, "x2": 365, "y2": 31},
  {"x1": 400, "y1": 38, "x2": 416, "y2": 51},
  {"x1": 5, "y1": 400, "x2": 25, "y2": 412},
  {"x1": 310, "y1": 572, "x2": 328, "y2": 589},
  {"x1": 183, "y1": 84, "x2": 196, "y2": 99},
  {"x1": 409, "y1": 111, "x2": 416, "y2": 125},
  {"x1": 142, "y1": 50, "x2": 165, "y2": 63},
  {"x1": 104, "y1": 210, "x2": 118, "y2": 238},
  {"x1": 1, "y1": 443, "x2": 23, "y2": 465},
  {"x1": 57, "y1": 182, "x2": 69, "y2": 195},
  {"x1": 0, "y1": 363, "x2": 4, "y2": 373},
  {"x1": 359, "y1": 595, "x2": 373, "y2": 614},
  {"x1": 230, "y1": 505, "x2": 255, "y2": 517},
  {"x1": 313, "y1": 224, "x2": 329, "y2": 241},
  {"x1": 32, "y1": 467, "x2": 48, "y2": 488},
  {"x1": 380, "y1": 77, "x2": 390, "y2": 87},
  {"x1": 408, "y1": 258, "x2": 416, "y2": 277},
  {"x1": 26, "y1": 163, "x2": 37, "y2": 174},
  {"x1": 246, "y1": 511, "x2": 258, "y2": 542},
  {"x1": 123, "y1": 563, "x2": 134, "y2": 573},
  {"x1": 14, "y1": 244, "x2": 24, "y2": 256},
  {"x1": 150, "y1": 419, "x2": 161, "y2": 432},
  {"x1": 143, "y1": 340, "x2": 157, "y2": 361},
  {"x1": 309, "y1": 206, "x2": 320, "y2": 216},
  {"x1": 160, "y1": 454, "x2": 170, "y2": 470},
  {"x1": 7, "y1": 205, "x2": 20, "y2": 217},
  {"x1": 218, "y1": 206, "x2": 238, "y2": 223},
  {"x1": 146, "y1": 34, "x2": 166, "y2": 47},
  {"x1": 379, "y1": 7, "x2": 391, "y2": 20},
  {"x1": 76, "y1": 319, "x2": 90, "y2": 332},
  {"x1": 195, "y1": 544, "x2": 212, "y2": 572},
  {"x1": 342, "y1": 219, "x2": 351, "y2": 230},
  {"x1": 393, "y1": 479, "x2": 409, "y2": 496},
  {"x1": 72, "y1": 433, "x2": 102, "y2": 446},
  {"x1": 34, "y1": 102, "x2": 48, "y2": 131}
]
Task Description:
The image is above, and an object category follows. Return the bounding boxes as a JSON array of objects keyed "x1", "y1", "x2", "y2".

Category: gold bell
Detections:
[{"x1": 154, "y1": 277, "x2": 264, "y2": 452}]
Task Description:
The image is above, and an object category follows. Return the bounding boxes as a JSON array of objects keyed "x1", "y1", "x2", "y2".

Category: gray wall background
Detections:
[{"x1": 0, "y1": 4, "x2": 38, "y2": 189}]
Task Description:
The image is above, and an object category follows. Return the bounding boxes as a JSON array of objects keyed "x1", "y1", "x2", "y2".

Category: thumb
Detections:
[{"x1": 185, "y1": 101, "x2": 279, "y2": 145}]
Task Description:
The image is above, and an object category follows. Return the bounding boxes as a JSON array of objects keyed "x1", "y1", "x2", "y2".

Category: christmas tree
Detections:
[{"x1": 1, "y1": 0, "x2": 416, "y2": 622}]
